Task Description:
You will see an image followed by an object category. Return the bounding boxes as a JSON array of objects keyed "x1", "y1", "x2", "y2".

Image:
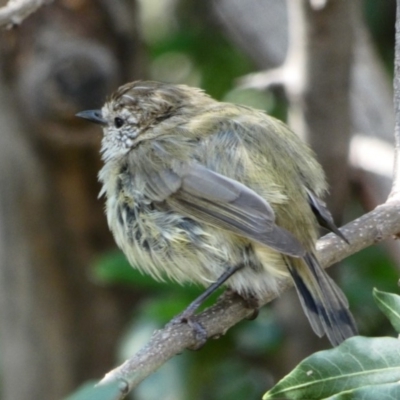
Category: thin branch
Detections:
[
  {"x1": 0, "y1": 0, "x2": 52, "y2": 29},
  {"x1": 96, "y1": 200, "x2": 400, "y2": 399},
  {"x1": 391, "y1": 0, "x2": 400, "y2": 199}
]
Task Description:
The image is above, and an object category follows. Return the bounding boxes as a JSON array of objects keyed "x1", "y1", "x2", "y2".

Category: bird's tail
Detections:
[{"x1": 286, "y1": 253, "x2": 357, "y2": 346}]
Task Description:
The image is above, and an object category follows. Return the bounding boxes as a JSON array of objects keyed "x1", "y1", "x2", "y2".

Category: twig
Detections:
[{"x1": 0, "y1": 0, "x2": 52, "y2": 29}]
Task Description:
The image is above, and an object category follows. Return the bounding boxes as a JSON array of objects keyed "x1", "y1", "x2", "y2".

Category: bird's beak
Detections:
[{"x1": 76, "y1": 110, "x2": 107, "y2": 126}]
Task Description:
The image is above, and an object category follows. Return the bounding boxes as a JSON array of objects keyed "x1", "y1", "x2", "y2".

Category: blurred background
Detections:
[{"x1": 0, "y1": 0, "x2": 398, "y2": 399}]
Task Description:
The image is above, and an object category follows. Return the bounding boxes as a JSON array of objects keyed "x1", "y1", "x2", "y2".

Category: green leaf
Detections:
[
  {"x1": 327, "y1": 382, "x2": 400, "y2": 399},
  {"x1": 64, "y1": 381, "x2": 122, "y2": 400},
  {"x1": 373, "y1": 288, "x2": 400, "y2": 333},
  {"x1": 263, "y1": 336, "x2": 400, "y2": 400}
]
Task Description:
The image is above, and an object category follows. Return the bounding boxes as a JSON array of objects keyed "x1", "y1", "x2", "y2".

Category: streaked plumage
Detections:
[{"x1": 78, "y1": 81, "x2": 357, "y2": 346}]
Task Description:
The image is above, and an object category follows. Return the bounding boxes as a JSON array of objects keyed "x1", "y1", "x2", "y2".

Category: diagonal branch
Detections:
[
  {"x1": 0, "y1": 0, "x2": 52, "y2": 29},
  {"x1": 96, "y1": 200, "x2": 400, "y2": 399}
]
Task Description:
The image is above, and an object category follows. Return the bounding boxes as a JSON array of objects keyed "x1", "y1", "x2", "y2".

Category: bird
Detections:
[{"x1": 77, "y1": 80, "x2": 357, "y2": 346}]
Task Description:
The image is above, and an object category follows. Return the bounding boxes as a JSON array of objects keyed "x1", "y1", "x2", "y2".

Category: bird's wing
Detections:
[{"x1": 140, "y1": 162, "x2": 305, "y2": 257}]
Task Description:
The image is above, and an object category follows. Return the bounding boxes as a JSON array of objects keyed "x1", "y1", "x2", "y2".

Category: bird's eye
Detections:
[{"x1": 114, "y1": 117, "x2": 125, "y2": 128}]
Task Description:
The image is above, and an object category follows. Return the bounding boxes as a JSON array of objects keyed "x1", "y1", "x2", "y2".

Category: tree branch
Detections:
[
  {"x1": 0, "y1": 0, "x2": 51, "y2": 28},
  {"x1": 96, "y1": 199, "x2": 400, "y2": 398}
]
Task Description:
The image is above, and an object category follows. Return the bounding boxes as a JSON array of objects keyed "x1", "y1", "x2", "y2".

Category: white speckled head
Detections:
[
  {"x1": 100, "y1": 100, "x2": 141, "y2": 161},
  {"x1": 97, "y1": 80, "x2": 211, "y2": 161}
]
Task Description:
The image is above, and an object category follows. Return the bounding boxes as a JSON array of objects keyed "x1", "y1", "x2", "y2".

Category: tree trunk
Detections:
[{"x1": 0, "y1": 1, "x2": 145, "y2": 398}]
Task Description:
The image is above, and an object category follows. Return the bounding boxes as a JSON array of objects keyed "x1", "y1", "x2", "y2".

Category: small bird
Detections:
[{"x1": 77, "y1": 80, "x2": 357, "y2": 346}]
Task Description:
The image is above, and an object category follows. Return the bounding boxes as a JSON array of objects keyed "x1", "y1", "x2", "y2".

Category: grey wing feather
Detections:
[
  {"x1": 180, "y1": 164, "x2": 275, "y2": 215},
  {"x1": 143, "y1": 162, "x2": 305, "y2": 257}
]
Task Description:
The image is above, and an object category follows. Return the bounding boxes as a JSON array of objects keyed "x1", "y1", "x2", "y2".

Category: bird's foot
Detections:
[{"x1": 169, "y1": 312, "x2": 207, "y2": 350}]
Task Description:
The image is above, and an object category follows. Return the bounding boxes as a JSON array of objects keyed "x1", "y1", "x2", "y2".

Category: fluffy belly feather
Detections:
[{"x1": 106, "y1": 194, "x2": 289, "y2": 297}]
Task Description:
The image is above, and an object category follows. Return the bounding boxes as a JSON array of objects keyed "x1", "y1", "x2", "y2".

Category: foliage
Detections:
[
  {"x1": 363, "y1": 0, "x2": 395, "y2": 71},
  {"x1": 263, "y1": 289, "x2": 400, "y2": 400}
]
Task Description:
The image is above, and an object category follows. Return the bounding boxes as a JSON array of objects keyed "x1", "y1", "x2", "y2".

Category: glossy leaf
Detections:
[
  {"x1": 328, "y1": 382, "x2": 400, "y2": 400},
  {"x1": 263, "y1": 336, "x2": 400, "y2": 399},
  {"x1": 373, "y1": 288, "x2": 400, "y2": 333}
]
